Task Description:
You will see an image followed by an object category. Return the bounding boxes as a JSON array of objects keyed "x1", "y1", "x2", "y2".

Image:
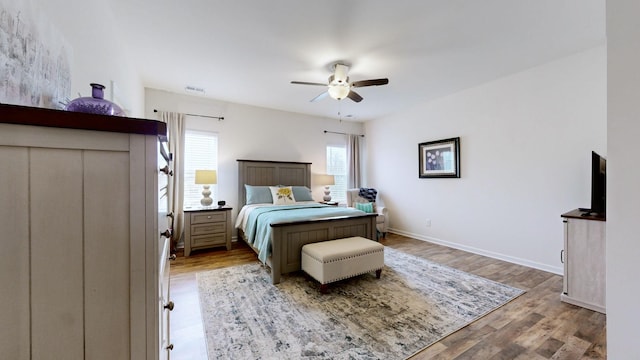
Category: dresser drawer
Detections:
[
  {"x1": 192, "y1": 233, "x2": 227, "y2": 247},
  {"x1": 191, "y1": 211, "x2": 226, "y2": 224},
  {"x1": 191, "y1": 222, "x2": 226, "y2": 235}
]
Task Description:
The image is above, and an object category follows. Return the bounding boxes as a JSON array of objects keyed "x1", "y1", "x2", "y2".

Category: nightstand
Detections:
[
  {"x1": 183, "y1": 207, "x2": 232, "y2": 256},
  {"x1": 320, "y1": 201, "x2": 339, "y2": 206}
]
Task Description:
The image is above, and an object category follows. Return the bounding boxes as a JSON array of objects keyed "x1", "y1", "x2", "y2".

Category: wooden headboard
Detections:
[{"x1": 237, "y1": 159, "x2": 312, "y2": 208}]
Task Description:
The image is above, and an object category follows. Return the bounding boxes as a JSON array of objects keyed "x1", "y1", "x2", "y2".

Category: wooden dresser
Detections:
[
  {"x1": 184, "y1": 207, "x2": 233, "y2": 256},
  {"x1": 0, "y1": 104, "x2": 173, "y2": 359}
]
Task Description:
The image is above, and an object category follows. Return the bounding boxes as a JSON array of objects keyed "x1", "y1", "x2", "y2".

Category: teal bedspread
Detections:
[{"x1": 243, "y1": 204, "x2": 366, "y2": 263}]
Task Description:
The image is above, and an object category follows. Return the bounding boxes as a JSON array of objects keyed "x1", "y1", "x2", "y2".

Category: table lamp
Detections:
[
  {"x1": 318, "y1": 174, "x2": 335, "y2": 202},
  {"x1": 195, "y1": 170, "x2": 217, "y2": 206}
]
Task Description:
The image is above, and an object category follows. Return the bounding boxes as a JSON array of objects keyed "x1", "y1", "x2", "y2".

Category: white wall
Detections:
[
  {"x1": 145, "y1": 88, "x2": 364, "y2": 221},
  {"x1": 606, "y1": 0, "x2": 640, "y2": 357},
  {"x1": 2, "y1": 0, "x2": 145, "y2": 116},
  {"x1": 365, "y1": 46, "x2": 606, "y2": 274}
]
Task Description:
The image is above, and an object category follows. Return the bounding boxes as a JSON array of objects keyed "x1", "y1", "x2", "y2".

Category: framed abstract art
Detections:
[{"x1": 418, "y1": 137, "x2": 460, "y2": 178}]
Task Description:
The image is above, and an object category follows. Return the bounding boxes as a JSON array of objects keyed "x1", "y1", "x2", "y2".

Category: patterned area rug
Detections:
[{"x1": 197, "y1": 247, "x2": 524, "y2": 359}]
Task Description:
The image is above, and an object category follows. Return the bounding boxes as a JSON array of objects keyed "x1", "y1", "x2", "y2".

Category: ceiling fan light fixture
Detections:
[{"x1": 328, "y1": 84, "x2": 350, "y2": 100}]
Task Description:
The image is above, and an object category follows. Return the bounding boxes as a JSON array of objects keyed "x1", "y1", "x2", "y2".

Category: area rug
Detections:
[{"x1": 197, "y1": 247, "x2": 524, "y2": 359}]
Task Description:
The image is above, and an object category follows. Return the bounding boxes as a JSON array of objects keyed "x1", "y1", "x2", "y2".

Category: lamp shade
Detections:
[
  {"x1": 317, "y1": 174, "x2": 335, "y2": 186},
  {"x1": 195, "y1": 170, "x2": 217, "y2": 184}
]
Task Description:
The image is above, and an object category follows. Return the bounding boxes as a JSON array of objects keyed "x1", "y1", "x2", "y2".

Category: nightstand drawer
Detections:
[
  {"x1": 191, "y1": 222, "x2": 226, "y2": 235},
  {"x1": 192, "y1": 233, "x2": 227, "y2": 247},
  {"x1": 191, "y1": 211, "x2": 226, "y2": 224}
]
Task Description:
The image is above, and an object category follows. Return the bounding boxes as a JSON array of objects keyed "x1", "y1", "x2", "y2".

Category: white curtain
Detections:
[
  {"x1": 347, "y1": 134, "x2": 363, "y2": 189},
  {"x1": 160, "y1": 111, "x2": 186, "y2": 247}
]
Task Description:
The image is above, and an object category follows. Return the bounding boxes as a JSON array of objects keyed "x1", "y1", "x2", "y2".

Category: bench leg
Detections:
[
  {"x1": 319, "y1": 283, "x2": 329, "y2": 294},
  {"x1": 375, "y1": 269, "x2": 382, "y2": 279}
]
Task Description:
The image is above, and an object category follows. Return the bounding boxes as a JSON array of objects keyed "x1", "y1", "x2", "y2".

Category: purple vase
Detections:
[{"x1": 65, "y1": 83, "x2": 125, "y2": 116}]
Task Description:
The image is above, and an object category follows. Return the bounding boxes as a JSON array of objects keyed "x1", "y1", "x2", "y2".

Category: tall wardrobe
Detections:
[{"x1": 0, "y1": 104, "x2": 174, "y2": 359}]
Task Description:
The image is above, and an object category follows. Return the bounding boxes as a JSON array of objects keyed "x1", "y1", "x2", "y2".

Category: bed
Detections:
[{"x1": 236, "y1": 159, "x2": 377, "y2": 284}]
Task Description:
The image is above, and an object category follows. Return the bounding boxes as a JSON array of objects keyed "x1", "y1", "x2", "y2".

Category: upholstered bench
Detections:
[{"x1": 301, "y1": 236, "x2": 385, "y2": 293}]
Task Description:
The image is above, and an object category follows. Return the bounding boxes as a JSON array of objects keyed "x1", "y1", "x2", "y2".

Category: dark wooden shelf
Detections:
[{"x1": 0, "y1": 103, "x2": 166, "y2": 137}]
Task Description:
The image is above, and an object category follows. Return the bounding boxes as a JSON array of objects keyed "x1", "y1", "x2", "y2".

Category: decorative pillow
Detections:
[
  {"x1": 270, "y1": 186, "x2": 296, "y2": 205},
  {"x1": 245, "y1": 185, "x2": 273, "y2": 204},
  {"x1": 292, "y1": 186, "x2": 314, "y2": 201},
  {"x1": 358, "y1": 188, "x2": 378, "y2": 202},
  {"x1": 355, "y1": 202, "x2": 374, "y2": 213}
]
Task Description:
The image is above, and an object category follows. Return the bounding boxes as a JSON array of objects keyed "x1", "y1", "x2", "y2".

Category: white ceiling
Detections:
[{"x1": 108, "y1": 0, "x2": 605, "y2": 121}]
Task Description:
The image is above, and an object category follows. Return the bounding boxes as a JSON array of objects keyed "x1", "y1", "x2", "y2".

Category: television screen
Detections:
[{"x1": 590, "y1": 151, "x2": 606, "y2": 215}]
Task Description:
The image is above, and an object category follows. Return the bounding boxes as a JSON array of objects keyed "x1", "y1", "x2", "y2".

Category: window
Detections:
[
  {"x1": 326, "y1": 145, "x2": 347, "y2": 203},
  {"x1": 184, "y1": 130, "x2": 218, "y2": 208}
]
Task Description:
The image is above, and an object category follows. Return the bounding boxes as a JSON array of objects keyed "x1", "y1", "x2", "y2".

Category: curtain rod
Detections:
[
  {"x1": 153, "y1": 109, "x2": 224, "y2": 121},
  {"x1": 324, "y1": 130, "x2": 364, "y2": 137}
]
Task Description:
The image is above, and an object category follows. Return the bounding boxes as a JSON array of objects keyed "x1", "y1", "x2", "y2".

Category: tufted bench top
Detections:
[{"x1": 302, "y1": 236, "x2": 384, "y2": 263}]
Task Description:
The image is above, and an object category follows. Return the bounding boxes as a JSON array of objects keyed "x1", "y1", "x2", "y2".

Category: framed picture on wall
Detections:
[{"x1": 419, "y1": 137, "x2": 460, "y2": 178}]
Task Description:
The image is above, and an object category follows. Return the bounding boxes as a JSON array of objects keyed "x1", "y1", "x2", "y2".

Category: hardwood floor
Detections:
[{"x1": 169, "y1": 233, "x2": 606, "y2": 359}]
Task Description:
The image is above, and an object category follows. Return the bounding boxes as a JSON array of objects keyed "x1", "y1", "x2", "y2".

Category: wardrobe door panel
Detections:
[
  {"x1": 0, "y1": 147, "x2": 30, "y2": 360},
  {"x1": 30, "y1": 148, "x2": 84, "y2": 360},
  {"x1": 83, "y1": 150, "x2": 131, "y2": 359}
]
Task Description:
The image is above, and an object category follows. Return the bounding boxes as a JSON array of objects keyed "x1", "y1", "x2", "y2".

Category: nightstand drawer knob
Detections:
[
  {"x1": 164, "y1": 301, "x2": 174, "y2": 311},
  {"x1": 160, "y1": 229, "x2": 172, "y2": 238},
  {"x1": 207, "y1": 216, "x2": 212, "y2": 219}
]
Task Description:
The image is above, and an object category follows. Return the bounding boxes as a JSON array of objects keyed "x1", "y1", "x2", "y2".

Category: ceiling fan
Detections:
[{"x1": 291, "y1": 63, "x2": 389, "y2": 103}]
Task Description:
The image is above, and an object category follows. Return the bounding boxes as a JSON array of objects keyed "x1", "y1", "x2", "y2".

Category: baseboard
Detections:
[{"x1": 387, "y1": 228, "x2": 563, "y2": 275}]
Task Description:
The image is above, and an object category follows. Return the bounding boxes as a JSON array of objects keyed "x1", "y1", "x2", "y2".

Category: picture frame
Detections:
[{"x1": 418, "y1": 137, "x2": 460, "y2": 178}]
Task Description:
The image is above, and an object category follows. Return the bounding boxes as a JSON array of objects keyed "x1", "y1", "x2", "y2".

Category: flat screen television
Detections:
[{"x1": 590, "y1": 151, "x2": 606, "y2": 215}]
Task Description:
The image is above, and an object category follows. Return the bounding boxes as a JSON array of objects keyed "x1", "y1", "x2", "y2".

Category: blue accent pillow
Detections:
[
  {"x1": 292, "y1": 186, "x2": 314, "y2": 201},
  {"x1": 355, "y1": 202, "x2": 374, "y2": 213},
  {"x1": 245, "y1": 185, "x2": 273, "y2": 204}
]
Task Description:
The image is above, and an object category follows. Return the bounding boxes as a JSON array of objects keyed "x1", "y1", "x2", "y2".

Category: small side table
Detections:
[{"x1": 183, "y1": 207, "x2": 232, "y2": 256}]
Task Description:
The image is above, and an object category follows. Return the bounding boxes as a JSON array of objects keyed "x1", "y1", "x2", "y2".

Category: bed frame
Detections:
[{"x1": 237, "y1": 159, "x2": 377, "y2": 284}]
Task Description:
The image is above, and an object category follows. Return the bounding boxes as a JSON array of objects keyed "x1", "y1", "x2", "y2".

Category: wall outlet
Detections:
[{"x1": 425, "y1": 219, "x2": 431, "y2": 227}]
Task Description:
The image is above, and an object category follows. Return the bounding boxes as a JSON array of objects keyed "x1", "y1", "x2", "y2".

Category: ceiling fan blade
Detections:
[
  {"x1": 351, "y1": 78, "x2": 389, "y2": 88},
  {"x1": 310, "y1": 91, "x2": 329, "y2": 102},
  {"x1": 347, "y1": 90, "x2": 363, "y2": 103},
  {"x1": 291, "y1": 81, "x2": 327, "y2": 86}
]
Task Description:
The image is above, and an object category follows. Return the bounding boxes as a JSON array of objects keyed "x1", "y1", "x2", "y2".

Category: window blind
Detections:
[
  {"x1": 184, "y1": 130, "x2": 219, "y2": 208},
  {"x1": 326, "y1": 145, "x2": 347, "y2": 203}
]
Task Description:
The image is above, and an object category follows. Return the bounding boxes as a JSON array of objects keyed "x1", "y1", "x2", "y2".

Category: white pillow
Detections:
[{"x1": 269, "y1": 186, "x2": 296, "y2": 205}]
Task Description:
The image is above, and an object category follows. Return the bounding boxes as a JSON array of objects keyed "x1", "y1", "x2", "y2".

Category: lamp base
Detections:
[
  {"x1": 201, "y1": 185, "x2": 213, "y2": 206},
  {"x1": 323, "y1": 186, "x2": 332, "y2": 202}
]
